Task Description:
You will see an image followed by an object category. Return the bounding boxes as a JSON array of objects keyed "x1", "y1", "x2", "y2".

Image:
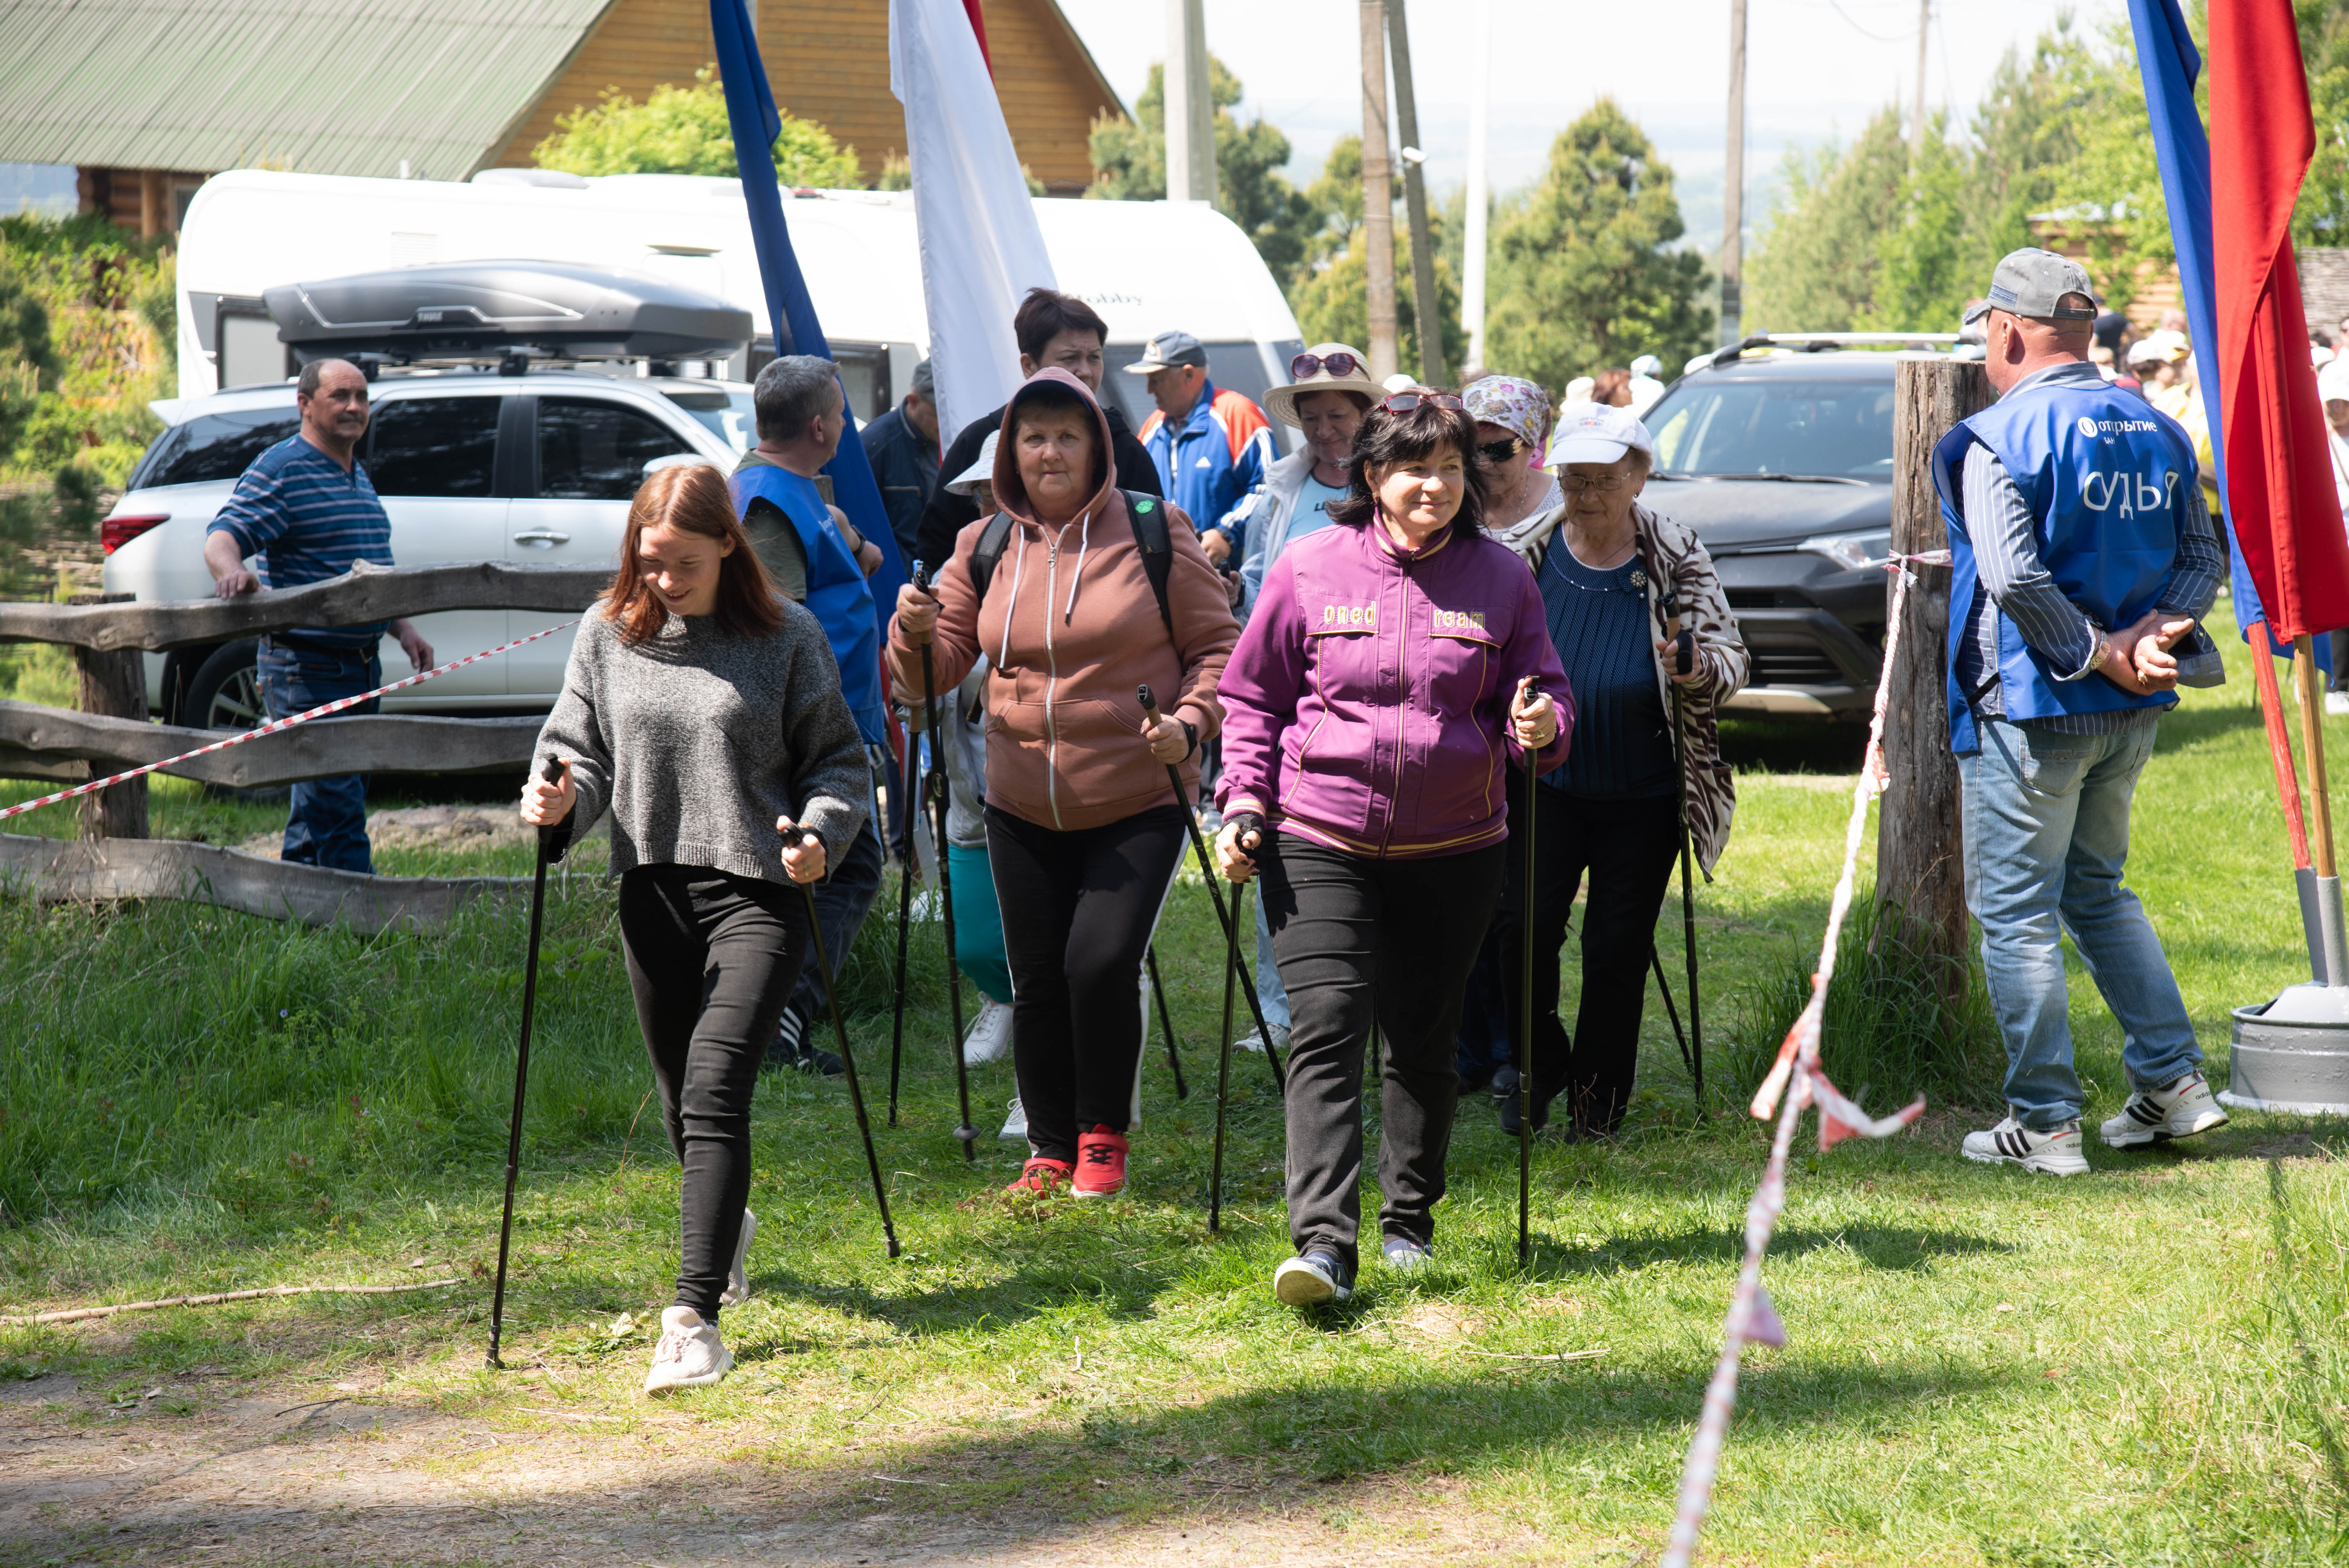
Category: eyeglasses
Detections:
[
  {"x1": 1561, "y1": 472, "x2": 1628, "y2": 494},
  {"x1": 1476, "y1": 437, "x2": 1524, "y2": 465},
  {"x1": 1381, "y1": 391, "x2": 1466, "y2": 414},
  {"x1": 1291, "y1": 351, "x2": 1362, "y2": 380}
]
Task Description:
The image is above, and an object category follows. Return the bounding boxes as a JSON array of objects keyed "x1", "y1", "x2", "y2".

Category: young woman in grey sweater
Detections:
[{"x1": 521, "y1": 463, "x2": 870, "y2": 1396}]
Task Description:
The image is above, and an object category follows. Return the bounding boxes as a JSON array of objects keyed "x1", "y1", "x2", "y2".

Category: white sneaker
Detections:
[
  {"x1": 1962, "y1": 1117, "x2": 2090, "y2": 1176},
  {"x1": 718, "y1": 1210, "x2": 756, "y2": 1307},
  {"x1": 1234, "y1": 1023, "x2": 1289, "y2": 1056},
  {"x1": 2327, "y1": 691, "x2": 2349, "y2": 716},
  {"x1": 643, "y1": 1306, "x2": 732, "y2": 1395},
  {"x1": 998, "y1": 1095, "x2": 1027, "y2": 1140},
  {"x1": 2101, "y1": 1072, "x2": 2229, "y2": 1148},
  {"x1": 962, "y1": 999, "x2": 1014, "y2": 1065}
]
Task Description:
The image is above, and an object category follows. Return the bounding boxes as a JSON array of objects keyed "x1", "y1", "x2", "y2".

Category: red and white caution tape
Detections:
[
  {"x1": 0, "y1": 621, "x2": 579, "y2": 824},
  {"x1": 1658, "y1": 554, "x2": 1935, "y2": 1568}
]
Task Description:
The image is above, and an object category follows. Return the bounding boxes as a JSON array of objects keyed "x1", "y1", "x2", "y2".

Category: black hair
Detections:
[
  {"x1": 1013, "y1": 287, "x2": 1110, "y2": 362},
  {"x1": 1325, "y1": 392, "x2": 1489, "y2": 543}
]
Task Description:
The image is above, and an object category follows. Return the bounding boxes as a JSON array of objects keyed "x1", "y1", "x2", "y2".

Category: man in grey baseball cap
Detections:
[{"x1": 1937, "y1": 246, "x2": 2228, "y2": 1176}]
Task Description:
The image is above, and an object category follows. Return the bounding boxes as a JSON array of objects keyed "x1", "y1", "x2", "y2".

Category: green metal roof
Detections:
[{"x1": 0, "y1": 0, "x2": 618, "y2": 180}]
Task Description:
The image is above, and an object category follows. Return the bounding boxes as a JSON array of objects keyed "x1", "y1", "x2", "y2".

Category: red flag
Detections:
[
  {"x1": 961, "y1": 0, "x2": 992, "y2": 74},
  {"x1": 2210, "y1": 0, "x2": 2349, "y2": 639}
]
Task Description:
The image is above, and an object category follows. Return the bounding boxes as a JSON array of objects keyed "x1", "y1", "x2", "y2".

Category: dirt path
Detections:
[{"x1": 0, "y1": 1369, "x2": 1565, "y2": 1566}]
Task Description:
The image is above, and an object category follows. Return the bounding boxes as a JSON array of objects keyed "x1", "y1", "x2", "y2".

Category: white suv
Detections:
[{"x1": 100, "y1": 370, "x2": 756, "y2": 728}]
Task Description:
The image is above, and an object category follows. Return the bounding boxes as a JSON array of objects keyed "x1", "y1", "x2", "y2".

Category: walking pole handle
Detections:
[
  {"x1": 1138, "y1": 683, "x2": 1162, "y2": 727},
  {"x1": 909, "y1": 560, "x2": 934, "y2": 649}
]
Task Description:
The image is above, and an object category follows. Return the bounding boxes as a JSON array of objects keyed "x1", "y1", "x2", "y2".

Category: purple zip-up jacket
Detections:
[{"x1": 1217, "y1": 520, "x2": 1572, "y2": 860}]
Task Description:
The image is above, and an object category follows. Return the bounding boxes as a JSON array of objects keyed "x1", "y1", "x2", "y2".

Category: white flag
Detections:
[{"x1": 889, "y1": 0, "x2": 1059, "y2": 443}]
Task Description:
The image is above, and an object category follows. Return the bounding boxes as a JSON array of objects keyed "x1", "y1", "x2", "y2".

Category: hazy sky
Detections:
[{"x1": 1056, "y1": 0, "x2": 2118, "y2": 254}]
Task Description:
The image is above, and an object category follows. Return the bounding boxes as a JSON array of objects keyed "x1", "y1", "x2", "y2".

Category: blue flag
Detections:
[
  {"x1": 2129, "y1": 0, "x2": 2302, "y2": 659},
  {"x1": 708, "y1": 0, "x2": 911, "y2": 639}
]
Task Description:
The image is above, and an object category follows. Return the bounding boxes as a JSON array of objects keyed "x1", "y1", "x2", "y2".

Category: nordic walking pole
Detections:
[
  {"x1": 911, "y1": 561, "x2": 977, "y2": 1160},
  {"x1": 1146, "y1": 944, "x2": 1189, "y2": 1099},
  {"x1": 1208, "y1": 830, "x2": 1254, "y2": 1233},
  {"x1": 488, "y1": 755, "x2": 563, "y2": 1370},
  {"x1": 886, "y1": 704, "x2": 920, "y2": 1127},
  {"x1": 784, "y1": 822, "x2": 902, "y2": 1259},
  {"x1": 1515, "y1": 679, "x2": 1539, "y2": 1271},
  {"x1": 1662, "y1": 586, "x2": 1705, "y2": 1106},
  {"x1": 1650, "y1": 947, "x2": 1697, "y2": 1081},
  {"x1": 1137, "y1": 684, "x2": 1287, "y2": 1091}
]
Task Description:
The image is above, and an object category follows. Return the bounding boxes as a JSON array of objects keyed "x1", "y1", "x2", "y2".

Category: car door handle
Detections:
[{"x1": 512, "y1": 530, "x2": 571, "y2": 545}]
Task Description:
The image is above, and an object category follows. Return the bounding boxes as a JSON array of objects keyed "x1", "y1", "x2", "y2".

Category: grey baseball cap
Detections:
[
  {"x1": 909, "y1": 357, "x2": 934, "y2": 398},
  {"x1": 1964, "y1": 248, "x2": 2098, "y2": 326},
  {"x1": 1124, "y1": 330, "x2": 1208, "y2": 374}
]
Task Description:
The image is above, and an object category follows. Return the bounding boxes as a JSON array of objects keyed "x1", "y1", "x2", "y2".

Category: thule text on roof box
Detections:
[{"x1": 264, "y1": 261, "x2": 754, "y2": 370}]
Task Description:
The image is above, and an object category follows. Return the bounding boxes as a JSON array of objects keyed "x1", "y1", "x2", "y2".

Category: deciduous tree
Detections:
[{"x1": 534, "y1": 67, "x2": 862, "y2": 187}]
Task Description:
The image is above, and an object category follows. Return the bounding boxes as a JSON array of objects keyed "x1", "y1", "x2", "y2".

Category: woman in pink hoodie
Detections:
[{"x1": 1215, "y1": 389, "x2": 1570, "y2": 1307}]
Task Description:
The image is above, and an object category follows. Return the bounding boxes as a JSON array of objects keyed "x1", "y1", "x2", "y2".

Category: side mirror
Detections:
[{"x1": 642, "y1": 453, "x2": 702, "y2": 478}]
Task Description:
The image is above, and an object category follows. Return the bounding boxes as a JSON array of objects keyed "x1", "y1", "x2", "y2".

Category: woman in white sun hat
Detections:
[{"x1": 1486, "y1": 402, "x2": 1747, "y2": 1140}]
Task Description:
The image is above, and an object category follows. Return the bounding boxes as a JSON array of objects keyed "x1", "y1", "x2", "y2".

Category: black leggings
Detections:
[
  {"x1": 985, "y1": 802, "x2": 1187, "y2": 1163},
  {"x1": 618, "y1": 864, "x2": 809, "y2": 1319},
  {"x1": 1263, "y1": 834, "x2": 1508, "y2": 1278},
  {"x1": 1487, "y1": 783, "x2": 1682, "y2": 1134}
]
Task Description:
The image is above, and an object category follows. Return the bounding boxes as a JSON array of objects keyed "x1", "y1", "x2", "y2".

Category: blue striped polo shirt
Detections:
[{"x1": 207, "y1": 435, "x2": 394, "y2": 649}]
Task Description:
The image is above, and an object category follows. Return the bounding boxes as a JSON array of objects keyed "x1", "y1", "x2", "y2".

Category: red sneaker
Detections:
[
  {"x1": 1003, "y1": 1157, "x2": 1073, "y2": 1197},
  {"x1": 1073, "y1": 1125, "x2": 1128, "y2": 1199}
]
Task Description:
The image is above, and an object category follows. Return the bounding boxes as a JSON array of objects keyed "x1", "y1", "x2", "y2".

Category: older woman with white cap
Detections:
[
  {"x1": 1219, "y1": 343, "x2": 1383, "y2": 1056},
  {"x1": 1488, "y1": 402, "x2": 1747, "y2": 1139}
]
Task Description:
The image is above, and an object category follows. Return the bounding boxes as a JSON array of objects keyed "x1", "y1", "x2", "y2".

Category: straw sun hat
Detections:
[{"x1": 1264, "y1": 342, "x2": 1384, "y2": 428}]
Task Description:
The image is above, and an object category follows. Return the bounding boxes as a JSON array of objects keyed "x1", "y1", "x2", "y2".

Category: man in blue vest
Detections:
[
  {"x1": 1937, "y1": 249, "x2": 2226, "y2": 1175},
  {"x1": 733, "y1": 354, "x2": 891, "y2": 1075}
]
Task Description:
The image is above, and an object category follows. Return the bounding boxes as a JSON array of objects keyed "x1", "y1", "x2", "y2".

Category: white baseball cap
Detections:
[
  {"x1": 2320, "y1": 355, "x2": 2349, "y2": 406},
  {"x1": 1545, "y1": 402, "x2": 1655, "y2": 467}
]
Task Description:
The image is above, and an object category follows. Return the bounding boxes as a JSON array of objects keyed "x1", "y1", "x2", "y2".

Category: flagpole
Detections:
[{"x1": 2292, "y1": 633, "x2": 2348, "y2": 985}]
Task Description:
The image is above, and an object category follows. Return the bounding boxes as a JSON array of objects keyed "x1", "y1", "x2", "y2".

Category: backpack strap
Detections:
[
  {"x1": 964, "y1": 509, "x2": 1018, "y2": 607},
  {"x1": 1120, "y1": 489, "x2": 1178, "y2": 641}
]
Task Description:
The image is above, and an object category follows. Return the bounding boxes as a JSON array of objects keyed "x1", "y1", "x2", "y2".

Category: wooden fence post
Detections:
[
  {"x1": 67, "y1": 592, "x2": 148, "y2": 841},
  {"x1": 1880, "y1": 358, "x2": 1989, "y2": 1006}
]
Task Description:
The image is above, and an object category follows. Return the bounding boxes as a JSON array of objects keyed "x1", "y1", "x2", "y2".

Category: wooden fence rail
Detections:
[
  {"x1": 0, "y1": 561, "x2": 608, "y2": 652},
  {"x1": 0, "y1": 703, "x2": 540, "y2": 788}
]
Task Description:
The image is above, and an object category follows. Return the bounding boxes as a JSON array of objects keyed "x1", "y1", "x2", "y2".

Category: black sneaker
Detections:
[
  {"x1": 1498, "y1": 1081, "x2": 1557, "y2": 1136},
  {"x1": 1272, "y1": 1249, "x2": 1353, "y2": 1306},
  {"x1": 765, "y1": 1007, "x2": 843, "y2": 1077},
  {"x1": 1489, "y1": 1065, "x2": 1520, "y2": 1105}
]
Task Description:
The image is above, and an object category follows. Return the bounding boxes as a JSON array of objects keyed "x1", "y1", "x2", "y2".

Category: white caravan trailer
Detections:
[{"x1": 172, "y1": 170, "x2": 1307, "y2": 445}]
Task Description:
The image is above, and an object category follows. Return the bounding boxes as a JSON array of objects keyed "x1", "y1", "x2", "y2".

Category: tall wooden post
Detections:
[
  {"x1": 68, "y1": 592, "x2": 148, "y2": 841},
  {"x1": 1718, "y1": 0, "x2": 1747, "y2": 348},
  {"x1": 1359, "y1": 0, "x2": 1398, "y2": 383},
  {"x1": 1386, "y1": 0, "x2": 1442, "y2": 386},
  {"x1": 1879, "y1": 358, "x2": 1985, "y2": 1005}
]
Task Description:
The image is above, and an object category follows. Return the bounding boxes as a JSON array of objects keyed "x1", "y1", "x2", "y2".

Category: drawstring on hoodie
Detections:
[
  {"x1": 1062, "y1": 508, "x2": 1093, "y2": 624},
  {"x1": 998, "y1": 527, "x2": 1030, "y2": 668}
]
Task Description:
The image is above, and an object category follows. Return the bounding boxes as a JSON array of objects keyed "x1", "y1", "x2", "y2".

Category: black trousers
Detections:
[
  {"x1": 986, "y1": 802, "x2": 1187, "y2": 1163},
  {"x1": 1263, "y1": 835, "x2": 1508, "y2": 1278},
  {"x1": 1488, "y1": 784, "x2": 1683, "y2": 1135},
  {"x1": 618, "y1": 864, "x2": 809, "y2": 1319}
]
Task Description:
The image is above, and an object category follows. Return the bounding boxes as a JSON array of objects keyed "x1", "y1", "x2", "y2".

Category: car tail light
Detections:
[{"x1": 100, "y1": 512, "x2": 169, "y2": 554}]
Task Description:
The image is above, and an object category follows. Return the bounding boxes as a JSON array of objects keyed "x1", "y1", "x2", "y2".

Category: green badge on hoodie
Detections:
[{"x1": 1135, "y1": 498, "x2": 1155, "y2": 513}]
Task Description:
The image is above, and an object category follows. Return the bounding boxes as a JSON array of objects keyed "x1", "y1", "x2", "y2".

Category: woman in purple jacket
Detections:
[{"x1": 1213, "y1": 389, "x2": 1571, "y2": 1307}]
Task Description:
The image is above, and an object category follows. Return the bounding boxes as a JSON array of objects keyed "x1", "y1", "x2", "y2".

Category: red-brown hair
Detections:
[{"x1": 604, "y1": 463, "x2": 782, "y2": 645}]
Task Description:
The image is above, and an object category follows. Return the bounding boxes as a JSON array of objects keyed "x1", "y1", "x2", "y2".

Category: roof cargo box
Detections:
[{"x1": 264, "y1": 261, "x2": 753, "y2": 365}]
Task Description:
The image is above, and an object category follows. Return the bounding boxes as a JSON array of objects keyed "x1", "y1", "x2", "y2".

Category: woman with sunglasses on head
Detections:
[
  {"x1": 1487, "y1": 403, "x2": 1747, "y2": 1142},
  {"x1": 522, "y1": 463, "x2": 870, "y2": 1395},
  {"x1": 1214, "y1": 388, "x2": 1572, "y2": 1307}
]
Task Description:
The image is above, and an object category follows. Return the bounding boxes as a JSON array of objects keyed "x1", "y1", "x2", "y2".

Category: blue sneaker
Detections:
[
  {"x1": 1381, "y1": 1235, "x2": 1433, "y2": 1269},
  {"x1": 1273, "y1": 1250, "x2": 1352, "y2": 1306}
]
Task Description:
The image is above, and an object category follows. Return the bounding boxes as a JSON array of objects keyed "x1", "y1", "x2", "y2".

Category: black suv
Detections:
[{"x1": 1641, "y1": 346, "x2": 1933, "y2": 718}]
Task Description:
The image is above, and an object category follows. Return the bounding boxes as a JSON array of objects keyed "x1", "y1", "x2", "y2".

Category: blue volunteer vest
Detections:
[
  {"x1": 730, "y1": 464, "x2": 888, "y2": 745},
  {"x1": 1933, "y1": 378, "x2": 2196, "y2": 752}
]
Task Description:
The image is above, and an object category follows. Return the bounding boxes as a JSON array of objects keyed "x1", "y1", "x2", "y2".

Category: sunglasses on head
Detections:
[
  {"x1": 1291, "y1": 351, "x2": 1362, "y2": 381},
  {"x1": 1476, "y1": 436, "x2": 1524, "y2": 465},
  {"x1": 1381, "y1": 391, "x2": 1466, "y2": 414}
]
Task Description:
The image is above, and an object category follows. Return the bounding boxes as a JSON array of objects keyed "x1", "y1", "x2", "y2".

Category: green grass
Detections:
[{"x1": 4, "y1": 602, "x2": 2349, "y2": 1562}]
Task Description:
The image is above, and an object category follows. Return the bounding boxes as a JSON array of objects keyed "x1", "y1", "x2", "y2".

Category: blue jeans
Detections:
[
  {"x1": 790, "y1": 814, "x2": 885, "y2": 1025},
  {"x1": 255, "y1": 638, "x2": 380, "y2": 874},
  {"x1": 1255, "y1": 890, "x2": 1291, "y2": 1033},
  {"x1": 1958, "y1": 716, "x2": 2202, "y2": 1128}
]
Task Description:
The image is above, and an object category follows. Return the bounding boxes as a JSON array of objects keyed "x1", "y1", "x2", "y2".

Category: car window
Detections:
[
  {"x1": 133, "y1": 408, "x2": 302, "y2": 489},
  {"x1": 1647, "y1": 378, "x2": 1896, "y2": 479},
  {"x1": 659, "y1": 388, "x2": 756, "y2": 455},
  {"x1": 538, "y1": 398, "x2": 695, "y2": 500},
  {"x1": 366, "y1": 396, "x2": 500, "y2": 497}
]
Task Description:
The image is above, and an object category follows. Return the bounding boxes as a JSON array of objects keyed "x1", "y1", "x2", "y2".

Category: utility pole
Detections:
[
  {"x1": 1164, "y1": 0, "x2": 1216, "y2": 205},
  {"x1": 1911, "y1": 0, "x2": 1931, "y2": 159},
  {"x1": 1718, "y1": 0, "x2": 1747, "y2": 349},
  {"x1": 1360, "y1": 0, "x2": 1398, "y2": 383},
  {"x1": 1387, "y1": 1, "x2": 1442, "y2": 385},
  {"x1": 1463, "y1": 0, "x2": 1490, "y2": 372}
]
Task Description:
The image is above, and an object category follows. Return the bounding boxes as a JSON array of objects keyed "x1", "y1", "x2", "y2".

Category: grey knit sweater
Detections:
[{"x1": 533, "y1": 600, "x2": 870, "y2": 885}]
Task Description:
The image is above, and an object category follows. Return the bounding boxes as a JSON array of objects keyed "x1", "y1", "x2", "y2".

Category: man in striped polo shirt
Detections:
[{"x1": 204, "y1": 358, "x2": 433, "y2": 872}]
